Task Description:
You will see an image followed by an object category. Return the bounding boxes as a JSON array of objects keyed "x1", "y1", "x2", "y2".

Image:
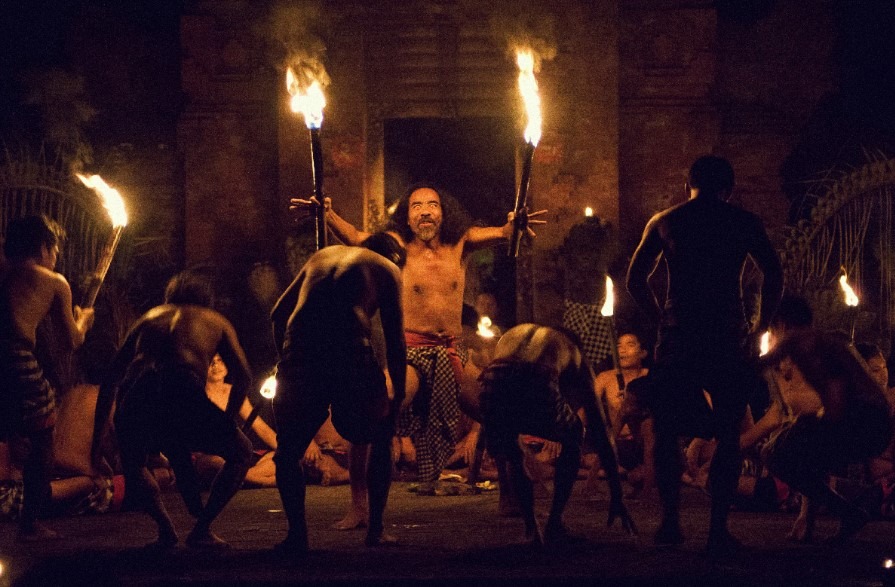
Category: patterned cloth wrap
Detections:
[
  {"x1": 562, "y1": 300, "x2": 613, "y2": 370},
  {"x1": 0, "y1": 476, "x2": 114, "y2": 521},
  {"x1": 397, "y1": 331, "x2": 468, "y2": 484},
  {"x1": 478, "y1": 359, "x2": 584, "y2": 456},
  {"x1": 0, "y1": 339, "x2": 57, "y2": 438}
]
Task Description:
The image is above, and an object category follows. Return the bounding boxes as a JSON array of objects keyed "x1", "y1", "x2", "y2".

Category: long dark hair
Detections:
[{"x1": 385, "y1": 181, "x2": 472, "y2": 246}]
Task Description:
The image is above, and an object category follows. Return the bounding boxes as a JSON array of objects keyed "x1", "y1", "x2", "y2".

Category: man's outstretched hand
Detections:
[
  {"x1": 505, "y1": 208, "x2": 548, "y2": 239},
  {"x1": 290, "y1": 195, "x2": 331, "y2": 215}
]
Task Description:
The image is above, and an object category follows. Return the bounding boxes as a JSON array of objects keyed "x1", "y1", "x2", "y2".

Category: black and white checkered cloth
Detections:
[
  {"x1": 397, "y1": 344, "x2": 468, "y2": 484},
  {"x1": 562, "y1": 300, "x2": 613, "y2": 370}
]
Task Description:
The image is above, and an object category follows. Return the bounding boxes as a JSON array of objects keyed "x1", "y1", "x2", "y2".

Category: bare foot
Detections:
[
  {"x1": 332, "y1": 511, "x2": 368, "y2": 531},
  {"x1": 17, "y1": 522, "x2": 61, "y2": 542},
  {"x1": 186, "y1": 529, "x2": 231, "y2": 550},
  {"x1": 365, "y1": 531, "x2": 399, "y2": 547}
]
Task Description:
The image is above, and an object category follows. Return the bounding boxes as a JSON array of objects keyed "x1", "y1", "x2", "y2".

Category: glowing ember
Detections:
[
  {"x1": 759, "y1": 331, "x2": 770, "y2": 356},
  {"x1": 286, "y1": 67, "x2": 326, "y2": 129},
  {"x1": 839, "y1": 274, "x2": 859, "y2": 307},
  {"x1": 600, "y1": 275, "x2": 614, "y2": 317},
  {"x1": 585, "y1": 207, "x2": 594, "y2": 217},
  {"x1": 77, "y1": 174, "x2": 128, "y2": 227},
  {"x1": 477, "y1": 316, "x2": 497, "y2": 339},
  {"x1": 515, "y1": 49, "x2": 542, "y2": 147},
  {"x1": 259, "y1": 374, "x2": 278, "y2": 400}
]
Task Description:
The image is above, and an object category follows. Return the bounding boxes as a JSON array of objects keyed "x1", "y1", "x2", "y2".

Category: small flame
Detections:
[
  {"x1": 477, "y1": 316, "x2": 496, "y2": 339},
  {"x1": 759, "y1": 331, "x2": 770, "y2": 356},
  {"x1": 259, "y1": 374, "x2": 277, "y2": 400},
  {"x1": 287, "y1": 67, "x2": 326, "y2": 129},
  {"x1": 515, "y1": 49, "x2": 542, "y2": 146},
  {"x1": 884, "y1": 558, "x2": 893, "y2": 569},
  {"x1": 584, "y1": 207, "x2": 594, "y2": 217},
  {"x1": 839, "y1": 274, "x2": 859, "y2": 307},
  {"x1": 600, "y1": 275, "x2": 614, "y2": 317},
  {"x1": 77, "y1": 174, "x2": 128, "y2": 227}
]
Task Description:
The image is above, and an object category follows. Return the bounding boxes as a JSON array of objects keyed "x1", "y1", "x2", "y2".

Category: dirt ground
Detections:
[{"x1": 1, "y1": 480, "x2": 893, "y2": 586}]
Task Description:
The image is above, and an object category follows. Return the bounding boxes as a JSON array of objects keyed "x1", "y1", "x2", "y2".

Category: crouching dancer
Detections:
[
  {"x1": 99, "y1": 272, "x2": 254, "y2": 549},
  {"x1": 270, "y1": 233, "x2": 406, "y2": 555},
  {"x1": 762, "y1": 330, "x2": 892, "y2": 544},
  {"x1": 477, "y1": 324, "x2": 635, "y2": 545}
]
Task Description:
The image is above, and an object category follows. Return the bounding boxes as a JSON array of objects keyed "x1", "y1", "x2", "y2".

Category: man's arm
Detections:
[
  {"x1": 290, "y1": 196, "x2": 371, "y2": 245},
  {"x1": 51, "y1": 273, "x2": 93, "y2": 350},
  {"x1": 626, "y1": 217, "x2": 663, "y2": 325},
  {"x1": 464, "y1": 209, "x2": 548, "y2": 253},
  {"x1": 217, "y1": 321, "x2": 252, "y2": 420},
  {"x1": 377, "y1": 266, "x2": 406, "y2": 412},
  {"x1": 747, "y1": 218, "x2": 784, "y2": 333},
  {"x1": 92, "y1": 324, "x2": 140, "y2": 462},
  {"x1": 271, "y1": 273, "x2": 304, "y2": 354}
]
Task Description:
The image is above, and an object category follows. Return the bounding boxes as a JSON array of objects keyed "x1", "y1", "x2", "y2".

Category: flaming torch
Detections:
[
  {"x1": 76, "y1": 174, "x2": 128, "y2": 308},
  {"x1": 508, "y1": 48, "x2": 542, "y2": 258},
  {"x1": 600, "y1": 275, "x2": 625, "y2": 391},
  {"x1": 287, "y1": 67, "x2": 328, "y2": 250},
  {"x1": 243, "y1": 371, "x2": 278, "y2": 433},
  {"x1": 839, "y1": 270, "x2": 860, "y2": 342}
]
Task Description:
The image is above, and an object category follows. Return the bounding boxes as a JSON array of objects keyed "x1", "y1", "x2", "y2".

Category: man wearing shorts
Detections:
[{"x1": 270, "y1": 233, "x2": 406, "y2": 554}]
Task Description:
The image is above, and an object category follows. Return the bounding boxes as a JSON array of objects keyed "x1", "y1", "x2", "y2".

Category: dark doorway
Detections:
[{"x1": 384, "y1": 117, "x2": 517, "y2": 325}]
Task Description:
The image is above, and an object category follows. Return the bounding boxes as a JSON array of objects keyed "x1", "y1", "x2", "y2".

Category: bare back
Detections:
[{"x1": 0, "y1": 263, "x2": 74, "y2": 346}]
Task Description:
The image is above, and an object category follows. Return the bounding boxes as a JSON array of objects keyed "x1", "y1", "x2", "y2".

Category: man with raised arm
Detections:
[
  {"x1": 294, "y1": 183, "x2": 544, "y2": 505},
  {"x1": 626, "y1": 155, "x2": 783, "y2": 557},
  {"x1": 0, "y1": 215, "x2": 95, "y2": 541},
  {"x1": 98, "y1": 272, "x2": 254, "y2": 549}
]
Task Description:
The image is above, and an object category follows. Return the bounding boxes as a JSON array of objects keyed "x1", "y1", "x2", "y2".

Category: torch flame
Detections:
[
  {"x1": 259, "y1": 374, "x2": 278, "y2": 400},
  {"x1": 477, "y1": 316, "x2": 496, "y2": 339},
  {"x1": 600, "y1": 275, "x2": 614, "y2": 317},
  {"x1": 286, "y1": 67, "x2": 326, "y2": 130},
  {"x1": 515, "y1": 49, "x2": 542, "y2": 147},
  {"x1": 77, "y1": 174, "x2": 128, "y2": 227},
  {"x1": 585, "y1": 207, "x2": 594, "y2": 217},
  {"x1": 759, "y1": 331, "x2": 770, "y2": 356},
  {"x1": 885, "y1": 559, "x2": 893, "y2": 569},
  {"x1": 839, "y1": 274, "x2": 859, "y2": 307}
]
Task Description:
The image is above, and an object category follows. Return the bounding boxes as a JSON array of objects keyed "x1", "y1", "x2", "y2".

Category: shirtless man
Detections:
[
  {"x1": 99, "y1": 271, "x2": 254, "y2": 549},
  {"x1": 293, "y1": 183, "x2": 544, "y2": 516},
  {"x1": 0, "y1": 215, "x2": 94, "y2": 540},
  {"x1": 270, "y1": 233, "x2": 407, "y2": 554},
  {"x1": 626, "y1": 155, "x2": 783, "y2": 556},
  {"x1": 591, "y1": 330, "x2": 653, "y2": 494}
]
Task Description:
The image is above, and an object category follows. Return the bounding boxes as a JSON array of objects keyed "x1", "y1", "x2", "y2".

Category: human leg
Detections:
[
  {"x1": 365, "y1": 419, "x2": 398, "y2": 546},
  {"x1": 166, "y1": 446, "x2": 204, "y2": 517},
  {"x1": 504, "y1": 441, "x2": 538, "y2": 543},
  {"x1": 332, "y1": 442, "x2": 368, "y2": 530},
  {"x1": 18, "y1": 428, "x2": 58, "y2": 540},
  {"x1": 544, "y1": 441, "x2": 581, "y2": 542},
  {"x1": 186, "y1": 427, "x2": 252, "y2": 548}
]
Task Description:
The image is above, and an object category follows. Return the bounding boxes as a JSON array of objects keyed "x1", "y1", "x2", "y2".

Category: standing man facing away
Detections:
[
  {"x1": 270, "y1": 233, "x2": 407, "y2": 554},
  {"x1": 293, "y1": 182, "x2": 544, "y2": 502},
  {"x1": 626, "y1": 155, "x2": 783, "y2": 556},
  {"x1": 99, "y1": 272, "x2": 254, "y2": 549},
  {"x1": 0, "y1": 215, "x2": 95, "y2": 540}
]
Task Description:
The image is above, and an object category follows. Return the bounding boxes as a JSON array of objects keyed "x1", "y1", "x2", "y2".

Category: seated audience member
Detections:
[
  {"x1": 761, "y1": 330, "x2": 893, "y2": 543},
  {"x1": 201, "y1": 355, "x2": 351, "y2": 490},
  {"x1": 590, "y1": 330, "x2": 653, "y2": 496},
  {"x1": 477, "y1": 324, "x2": 635, "y2": 544},
  {"x1": 854, "y1": 342, "x2": 895, "y2": 493}
]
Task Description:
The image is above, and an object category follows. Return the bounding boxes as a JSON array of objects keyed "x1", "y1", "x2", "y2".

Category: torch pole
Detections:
[
  {"x1": 81, "y1": 225, "x2": 124, "y2": 308},
  {"x1": 508, "y1": 141, "x2": 535, "y2": 258},
  {"x1": 309, "y1": 127, "x2": 327, "y2": 250}
]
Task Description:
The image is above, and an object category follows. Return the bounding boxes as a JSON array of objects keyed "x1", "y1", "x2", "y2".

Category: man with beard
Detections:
[{"x1": 293, "y1": 183, "x2": 544, "y2": 514}]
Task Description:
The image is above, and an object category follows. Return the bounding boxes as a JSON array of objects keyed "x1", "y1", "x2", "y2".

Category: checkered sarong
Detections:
[
  {"x1": 397, "y1": 334, "x2": 468, "y2": 484},
  {"x1": 562, "y1": 300, "x2": 613, "y2": 370},
  {"x1": 0, "y1": 339, "x2": 57, "y2": 436}
]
